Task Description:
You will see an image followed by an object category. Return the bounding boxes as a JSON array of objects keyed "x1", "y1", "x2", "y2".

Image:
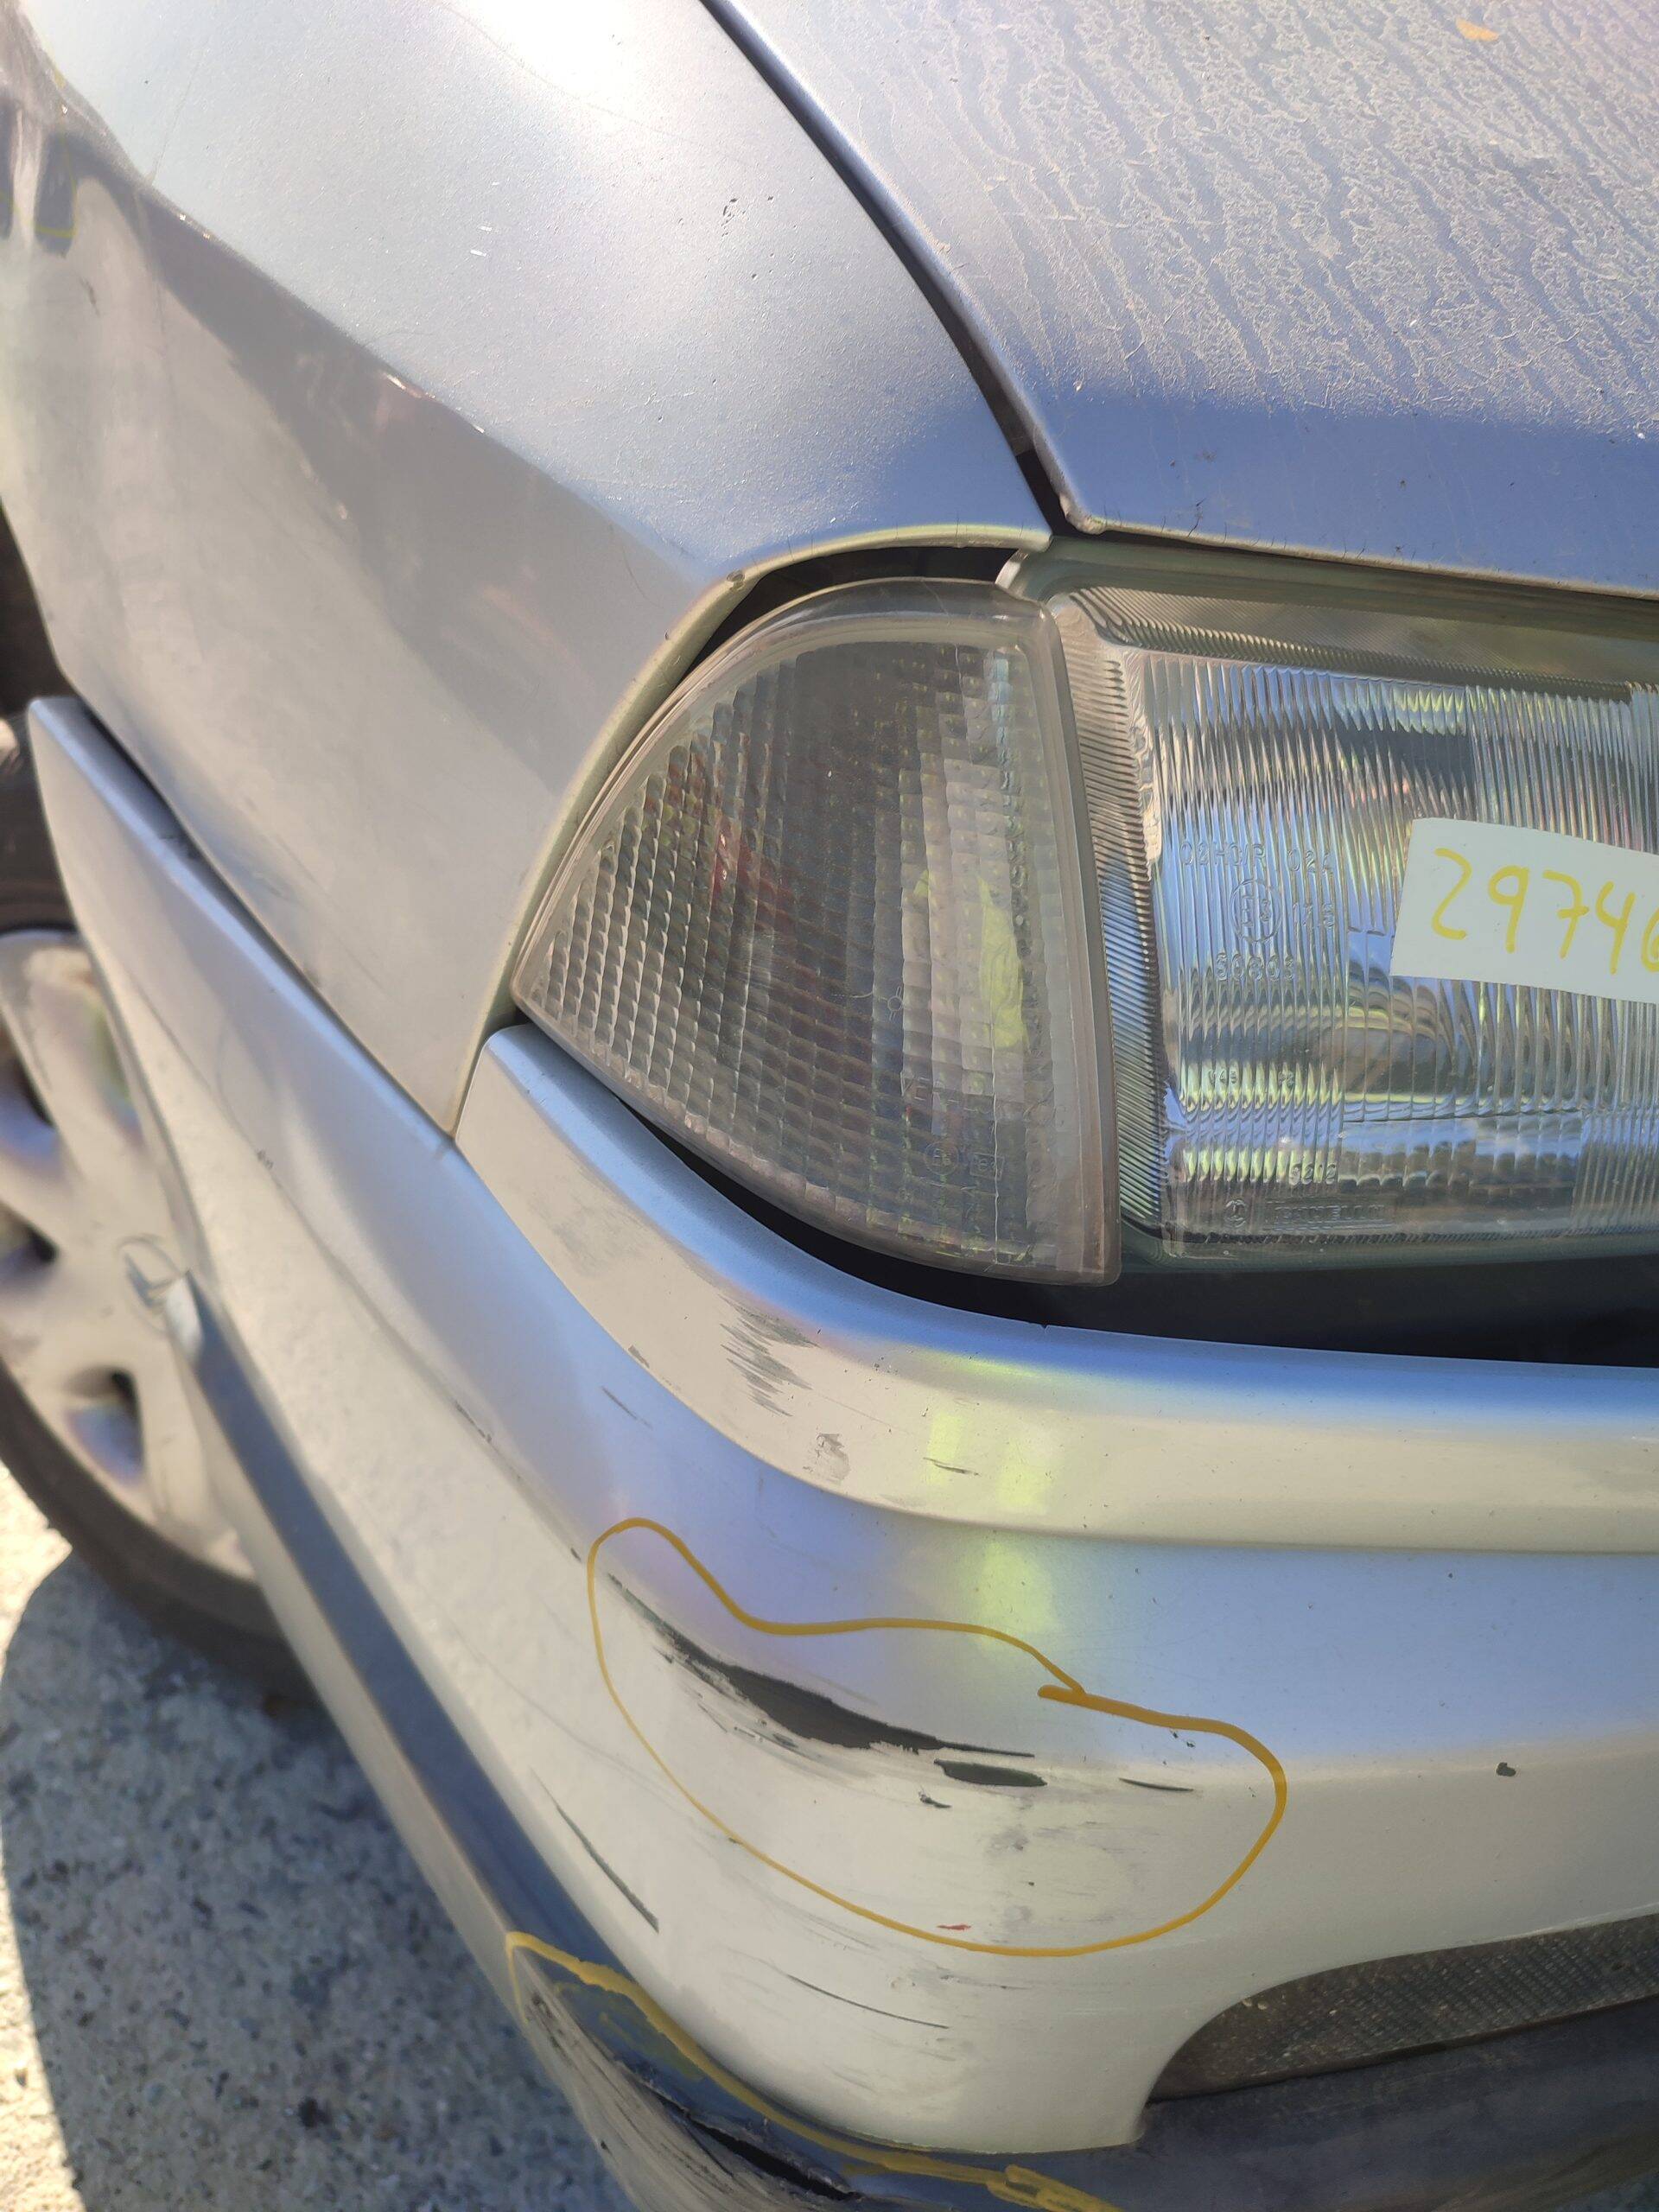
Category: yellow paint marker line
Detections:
[
  {"x1": 587, "y1": 1516, "x2": 1288, "y2": 1961},
  {"x1": 504, "y1": 1929, "x2": 1125, "y2": 2212}
]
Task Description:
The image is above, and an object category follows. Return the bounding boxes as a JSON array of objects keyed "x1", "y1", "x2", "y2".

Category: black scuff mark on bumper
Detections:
[
  {"x1": 621, "y1": 1586, "x2": 1033, "y2": 1767},
  {"x1": 781, "y1": 1974, "x2": 951, "y2": 2033},
  {"x1": 543, "y1": 1790, "x2": 660, "y2": 1932}
]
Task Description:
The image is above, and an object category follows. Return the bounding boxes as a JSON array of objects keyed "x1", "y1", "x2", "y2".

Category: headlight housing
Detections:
[{"x1": 514, "y1": 554, "x2": 1659, "y2": 1281}]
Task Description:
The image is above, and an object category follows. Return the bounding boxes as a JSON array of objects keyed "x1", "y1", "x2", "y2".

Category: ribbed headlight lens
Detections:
[
  {"x1": 512, "y1": 583, "x2": 1112, "y2": 1279},
  {"x1": 516, "y1": 556, "x2": 1659, "y2": 1276},
  {"x1": 1049, "y1": 558, "x2": 1659, "y2": 1262}
]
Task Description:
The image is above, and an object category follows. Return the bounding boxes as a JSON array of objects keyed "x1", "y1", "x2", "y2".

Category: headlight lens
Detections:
[
  {"x1": 512, "y1": 583, "x2": 1112, "y2": 1279},
  {"x1": 1051, "y1": 562, "x2": 1659, "y2": 1262},
  {"x1": 516, "y1": 559, "x2": 1659, "y2": 1277}
]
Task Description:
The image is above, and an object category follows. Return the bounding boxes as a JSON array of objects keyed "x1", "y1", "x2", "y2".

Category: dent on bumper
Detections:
[{"x1": 29, "y1": 696, "x2": 1659, "y2": 2162}]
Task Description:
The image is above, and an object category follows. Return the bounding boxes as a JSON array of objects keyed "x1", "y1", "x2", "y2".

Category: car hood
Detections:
[{"x1": 715, "y1": 0, "x2": 1659, "y2": 596}]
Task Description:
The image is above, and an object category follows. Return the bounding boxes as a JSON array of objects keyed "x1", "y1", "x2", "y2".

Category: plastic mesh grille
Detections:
[{"x1": 1155, "y1": 1913, "x2": 1659, "y2": 2097}]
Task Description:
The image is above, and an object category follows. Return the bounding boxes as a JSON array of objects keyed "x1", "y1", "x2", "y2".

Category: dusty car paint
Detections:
[{"x1": 711, "y1": 0, "x2": 1659, "y2": 594}]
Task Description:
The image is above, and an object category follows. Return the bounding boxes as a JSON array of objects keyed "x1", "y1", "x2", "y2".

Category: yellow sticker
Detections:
[{"x1": 1392, "y1": 818, "x2": 1659, "y2": 1006}]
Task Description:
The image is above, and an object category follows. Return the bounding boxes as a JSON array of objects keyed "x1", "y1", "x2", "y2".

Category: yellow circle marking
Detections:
[{"x1": 588, "y1": 1516, "x2": 1288, "y2": 1961}]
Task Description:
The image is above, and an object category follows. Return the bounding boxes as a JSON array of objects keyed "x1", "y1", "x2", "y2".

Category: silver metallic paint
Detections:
[
  {"x1": 33, "y1": 695, "x2": 1659, "y2": 2154},
  {"x1": 0, "y1": 0, "x2": 1045, "y2": 1123},
  {"x1": 712, "y1": 0, "x2": 1659, "y2": 594},
  {"x1": 462, "y1": 1024, "x2": 1659, "y2": 1554}
]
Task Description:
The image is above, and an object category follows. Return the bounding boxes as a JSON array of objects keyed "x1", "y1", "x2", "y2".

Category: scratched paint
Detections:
[
  {"x1": 505, "y1": 1930, "x2": 1126, "y2": 2212},
  {"x1": 621, "y1": 1583, "x2": 1033, "y2": 1761},
  {"x1": 588, "y1": 1517, "x2": 1287, "y2": 1961}
]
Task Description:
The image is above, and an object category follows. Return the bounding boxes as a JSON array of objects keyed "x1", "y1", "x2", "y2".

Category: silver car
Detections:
[{"x1": 0, "y1": 1, "x2": 1656, "y2": 2206}]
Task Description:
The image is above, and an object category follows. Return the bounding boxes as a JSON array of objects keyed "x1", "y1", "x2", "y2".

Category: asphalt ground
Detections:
[
  {"x1": 0, "y1": 1465, "x2": 1653, "y2": 2212},
  {"x1": 0, "y1": 1468, "x2": 628, "y2": 2212}
]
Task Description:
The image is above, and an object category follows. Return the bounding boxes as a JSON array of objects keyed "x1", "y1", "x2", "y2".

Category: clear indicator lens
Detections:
[
  {"x1": 1056, "y1": 582, "x2": 1659, "y2": 1261},
  {"x1": 515, "y1": 583, "x2": 1110, "y2": 1279}
]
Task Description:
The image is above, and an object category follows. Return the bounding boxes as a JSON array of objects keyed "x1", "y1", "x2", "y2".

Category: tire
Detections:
[{"x1": 0, "y1": 715, "x2": 307, "y2": 1696}]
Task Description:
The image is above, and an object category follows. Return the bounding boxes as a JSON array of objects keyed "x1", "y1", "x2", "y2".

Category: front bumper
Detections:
[
  {"x1": 170, "y1": 1262, "x2": 1659, "y2": 2212},
  {"x1": 29, "y1": 696, "x2": 1659, "y2": 2190}
]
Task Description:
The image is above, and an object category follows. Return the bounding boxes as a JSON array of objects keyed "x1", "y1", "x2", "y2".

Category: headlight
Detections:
[
  {"x1": 1045, "y1": 549, "x2": 1659, "y2": 1263},
  {"x1": 514, "y1": 556, "x2": 1659, "y2": 1278},
  {"x1": 512, "y1": 583, "x2": 1113, "y2": 1280}
]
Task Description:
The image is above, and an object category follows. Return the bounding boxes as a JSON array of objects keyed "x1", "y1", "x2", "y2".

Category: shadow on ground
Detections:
[{"x1": 0, "y1": 1536, "x2": 626, "y2": 2211}]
